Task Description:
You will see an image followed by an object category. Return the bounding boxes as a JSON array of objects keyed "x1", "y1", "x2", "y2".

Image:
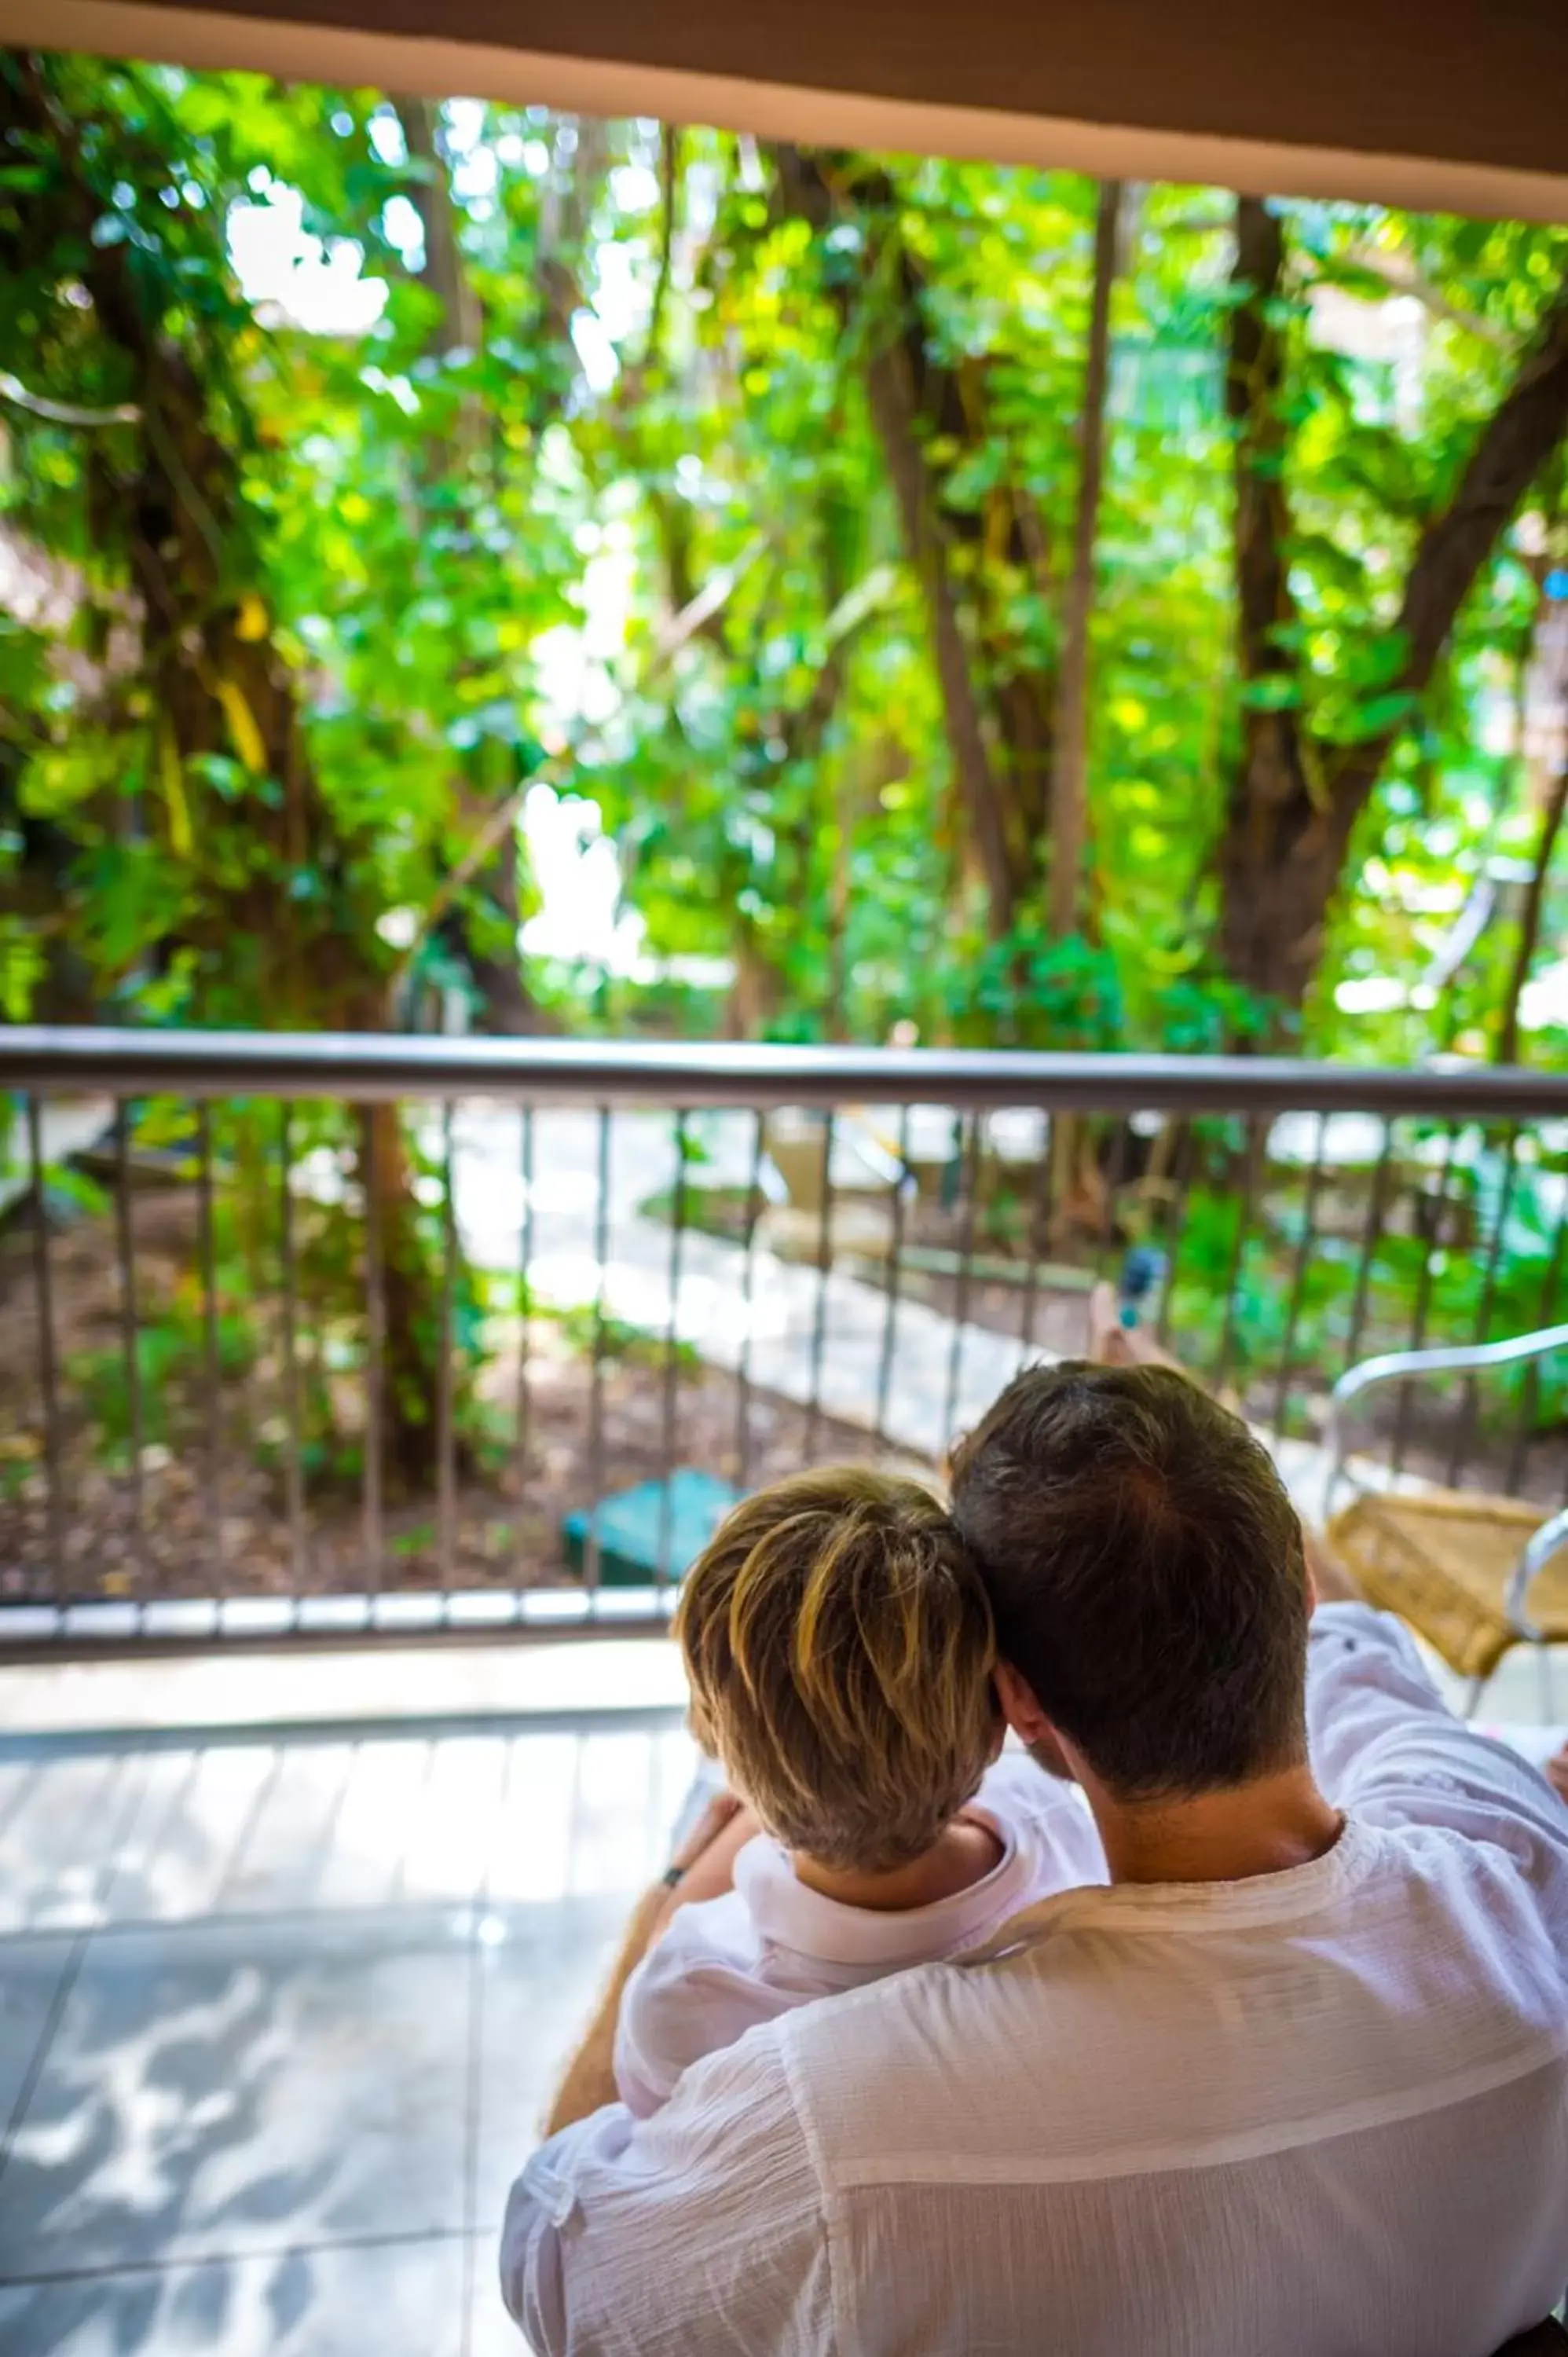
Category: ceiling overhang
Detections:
[{"x1": 7, "y1": 0, "x2": 1566, "y2": 222}]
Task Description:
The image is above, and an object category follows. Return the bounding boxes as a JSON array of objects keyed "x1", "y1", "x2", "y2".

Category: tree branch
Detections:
[
  {"x1": 1321, "y1": 245, "x2": 1510, "y2": 350},
  {"x1": 1048, "y1": 178, "x2": 1122, "y2": 940},
  {"x1": 1497, "y1": 759, "x2": 1568, "y2": 1066},
  {"x1": 643, "y1": 124, "x2": 680, "y2": 376},
  {"x1": 1331, "y1": 281, "x2": 1568, "y2": 821},
  {"x1": 0, "y1": 372, "x2": 140, "y2": 427},
  {"x1": 1227, "y1": 198, "x2": 1300, "y2": 695},
  {"x1": 771, "y1": 141, "x2": 1019, "y2": 937},
  {"x1": 393, "y1": 98, "x2": 482, "y2": 355}
]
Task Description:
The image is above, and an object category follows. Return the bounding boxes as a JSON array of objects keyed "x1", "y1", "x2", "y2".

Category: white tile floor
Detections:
[
  {"x1": 0, "y1": 1632, "x2": 1561, "y2": 2357},
  {"x1": 0, "y1": 1710, "x2": 698, "y2": 2356}
]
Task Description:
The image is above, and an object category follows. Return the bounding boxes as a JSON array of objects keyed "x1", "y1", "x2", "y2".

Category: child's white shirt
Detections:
[{"x1": 614, "y1": 1753, "x2": 1107, "y2": 2117}]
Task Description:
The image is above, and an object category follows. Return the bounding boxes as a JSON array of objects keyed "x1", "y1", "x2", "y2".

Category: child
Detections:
[{"x1": 614, "y1": 1465, "x2": 1106, "y2": 2118}]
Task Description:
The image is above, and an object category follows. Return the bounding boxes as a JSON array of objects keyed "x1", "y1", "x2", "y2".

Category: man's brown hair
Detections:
[
  {"x1": 949, "y1": 1362, "x2": 1309, "y2": 1799},
  {"x1": 675, "y1": 1467, "x2": 1000, "y2": 1872}
]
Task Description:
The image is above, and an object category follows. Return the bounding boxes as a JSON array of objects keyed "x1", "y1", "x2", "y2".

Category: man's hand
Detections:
[
  {"x1": 666, "y1": 1787, "x2": 744, "y2": 1876},
  {"x1": 655, "y1": 1790, "x2": 762, "y2": 1932},
  {"x1": 1086, "y1": 1280, "x2": 1182, "y2": 1373}
]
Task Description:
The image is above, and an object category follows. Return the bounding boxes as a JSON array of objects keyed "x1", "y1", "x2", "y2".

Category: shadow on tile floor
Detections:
[
  {"x1": 0, "y1": 2231, "x2": 474, "y2": 2357},
  {"x1": 0, "y1": 1717, "x2": 697, "y2": 2357}
]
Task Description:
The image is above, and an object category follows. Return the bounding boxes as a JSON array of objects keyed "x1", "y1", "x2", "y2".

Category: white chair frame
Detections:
[{"x1": 1324, "y1": 1321, "x2": 1568, "y2": 1716}]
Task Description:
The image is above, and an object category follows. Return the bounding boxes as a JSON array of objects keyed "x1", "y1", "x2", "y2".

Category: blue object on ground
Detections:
[
  {"x1": 562, "y1": 1468, "x2": 742, "y2": 1587},
  {"x1": 1118, "y1": 1245, "x2": 1168, "y2": 1328}
]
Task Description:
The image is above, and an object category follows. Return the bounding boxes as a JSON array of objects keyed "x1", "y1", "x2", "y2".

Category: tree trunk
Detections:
[
  {"x1": 1215, "y1": 197, "x2": 1335, "y2": 1013},
  {"x1": 1497, "y1": 760, "x2": 1568, "y2": 1065},
  {"x1": 455, "y1": 817, "x2": 536, "y2": 1034},
  {"x1": 361, "y1": 1101, "x2": 448, "y2": 1488},
  {"x1": 4, "y1": 56, "x2": 451, "y2": 1490},
  {"x1": 394, "y1": 97, "x2": 483, "y2": 355},
  {"x1": 727, "y1": 939, "x2": 784, "y2": 1038},
  {"x1": 395, "y1": 95, "x2": 542, "y2": 1036},
  {"x1": 1048, "y1": 179, "x2": 1122, "y2": 940},
  {"x1": 859, "y1": 337, "x2": 1018, "y2": 937},
  {"x1": 1217, "y1": 194, "x2": 1568, "y2": 1015},
  {"x1": 770, "y1": 145, "x2": 1044, "y2": 943}
]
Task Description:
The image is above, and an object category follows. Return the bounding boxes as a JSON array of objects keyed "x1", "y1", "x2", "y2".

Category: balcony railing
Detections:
[{"x1": 2, "y1": 1028, "x2": 1566, "y2": 1655}]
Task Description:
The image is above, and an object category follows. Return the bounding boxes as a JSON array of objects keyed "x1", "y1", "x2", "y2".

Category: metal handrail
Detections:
[
  {"x1": 5, "y1": 1025, "x2": 1568, "y2": 1115},
  {"x1": 1324, "y1": 1322, "x2": 1568, "y2": 1508},
  {"x1": 5, "y1": 1022, "x2": 1565, "y2": 1659},
  {"x1": 1504, "y1": 1507, "x2": 1568, "y2": 1638}
]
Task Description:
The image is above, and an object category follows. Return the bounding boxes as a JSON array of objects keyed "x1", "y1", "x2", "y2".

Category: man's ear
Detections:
[
  {"x1": 995, "y1": 1659, "x2": 1051, "y2": 1745},
  {"x1": 995, "y1": 1661, "x2": 1078, "y2": 1783}
]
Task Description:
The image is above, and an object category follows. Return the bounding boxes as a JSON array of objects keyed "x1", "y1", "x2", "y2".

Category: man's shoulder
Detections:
[
  {"x1": 772, "y1": 1824, "x2": 1568, "y2": 2190},
  {"x1": 773, "y1": 1893, "x2": 1102, "y2": 2101}
]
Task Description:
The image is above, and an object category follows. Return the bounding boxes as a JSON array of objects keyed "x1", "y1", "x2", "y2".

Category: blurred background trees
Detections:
[{"x1": 3, "y1": 42, "x2": 1567, "y2": 1071}]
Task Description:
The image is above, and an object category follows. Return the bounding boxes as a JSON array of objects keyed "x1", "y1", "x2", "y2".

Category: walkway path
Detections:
[
  {"x1": 445, "y1": 1104, "x2": 1358, "y2": 1521},
  {"x1": 449, "y1": 1103, "x2": 1047, "y2": 1472}
]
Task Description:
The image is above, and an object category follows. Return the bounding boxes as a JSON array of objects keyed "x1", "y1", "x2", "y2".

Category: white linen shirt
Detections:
[
  {"x1": 502, "y1": 1606, "x2": 1568, "y2": 2357},
  {"x1": 613, "y1": 1753, "x2": 1108, "y2": 2117}
]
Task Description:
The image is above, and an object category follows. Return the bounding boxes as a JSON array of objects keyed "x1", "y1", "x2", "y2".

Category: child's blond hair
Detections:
[{"x1": 674, "y1": 1466, "x2": 1000, "y2": 1873}]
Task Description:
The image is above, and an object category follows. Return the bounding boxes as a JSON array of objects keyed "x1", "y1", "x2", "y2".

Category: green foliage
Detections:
[
  {"x1": 3, "y1": 60, "x2": 1565, "y2": 1065},
  {"x1": 2, "y1": 54, "x2": 1566, "y2": 1503},
  {"x1": 1163, "y1": 1135, "x2": 1568, "y2": 1439},
  {"x1": 550, "y1": 1300, "x2": 702, "y2": 1372},
  {"x1": 69, "y1": 1299, "x2": 255, "y2": 1457}
]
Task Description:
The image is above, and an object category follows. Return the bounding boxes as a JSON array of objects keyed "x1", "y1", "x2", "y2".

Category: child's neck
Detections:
[{"x1": 791, "y1": 1814, "x2": 1004, "y2": 1913}]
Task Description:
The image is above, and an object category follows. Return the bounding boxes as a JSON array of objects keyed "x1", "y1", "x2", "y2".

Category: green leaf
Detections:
[{"x1": 1239, "y1": 675, "x2": 1302, "y2": 712}]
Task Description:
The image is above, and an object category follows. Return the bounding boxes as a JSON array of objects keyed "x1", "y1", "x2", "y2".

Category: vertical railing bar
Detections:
[
  {"x1": 361, "y1": 1104, "x2": 385, "y2": 1596},
  {"x1": 1343, "y1": 1119, "x2": 1395, "y2": 1376},
  {"x1": 514, "y1": 1104, "x2": 535, "y2": 1596},
  {"x1": 656, "y1": 1110, "x2": 690, "y2": 1587},
  {"x1": 1269, "y1": 1112, "x2": 1328, "y2": 1442},
  {"x1": 1504, "y1": 1179, "x2": 1566, "y2": 1500},
  {"x1": 1445, "y1": 1123, "x2": 1519, "y2": 1490},
  {"x1": 942, "y1": 1113, "x2": 984, "y2": 1448},
  {"x1": 873, "y1": 1105, "x2": 913, "y2": 1448},
  {"x1": 1154, "y1": 1117, "x2": 1196, "y2": 1351},
  {"x1": 1211, "y1": 1113, "x2": 1263, "y2": 1395},
  {"x1": 113, "y1": 1101, "x2": 145, "y2": 1591},
  {"x1": 1016, "y1": 1109, "x2": 1055, "y2": 1356},
  {"x1": 1391, "y1": 1123, "x2": 1461, "y2": 1480},
  {"x1": 25, "y1": 1094, "x2": 66, "y2": 1603},
  {"x1": 733, "y1": 1109, "x2": 766, "y2": 1494},
  {"x1": 195, "y1": 1103, "x2": 222, "y2": 1580},
  {"x1": 802, "y1": 1111, "x2": 837, "y2": 1464},
  {"x1": 278, "y1": 1101, "x2": 307, "y2": 1603},
  {"x1": 1093, "y1": 1118, "x2": 1127, "y2": 1281},
  {"x1": 584, "y1": 1106, "x2": 611, "y2": 1596},
  {"x1": 437, "y1": 1100, "x2": 457, "y2": 1598}
]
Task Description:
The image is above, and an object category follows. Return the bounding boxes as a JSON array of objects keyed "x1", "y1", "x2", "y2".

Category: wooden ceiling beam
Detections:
[{"x1": 7, "y1": 0, "x2": 1566, "y2": 223}]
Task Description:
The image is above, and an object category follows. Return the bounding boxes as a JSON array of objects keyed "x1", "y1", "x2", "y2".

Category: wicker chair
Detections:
[{"x1": 1324, "y1": 1321, "x2": 1568, "y2": 1715}]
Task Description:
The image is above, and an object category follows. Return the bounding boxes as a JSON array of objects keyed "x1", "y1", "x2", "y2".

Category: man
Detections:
[{"x1": 501, "y1": 1345, "x2": 1568, "y2": 2355}]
